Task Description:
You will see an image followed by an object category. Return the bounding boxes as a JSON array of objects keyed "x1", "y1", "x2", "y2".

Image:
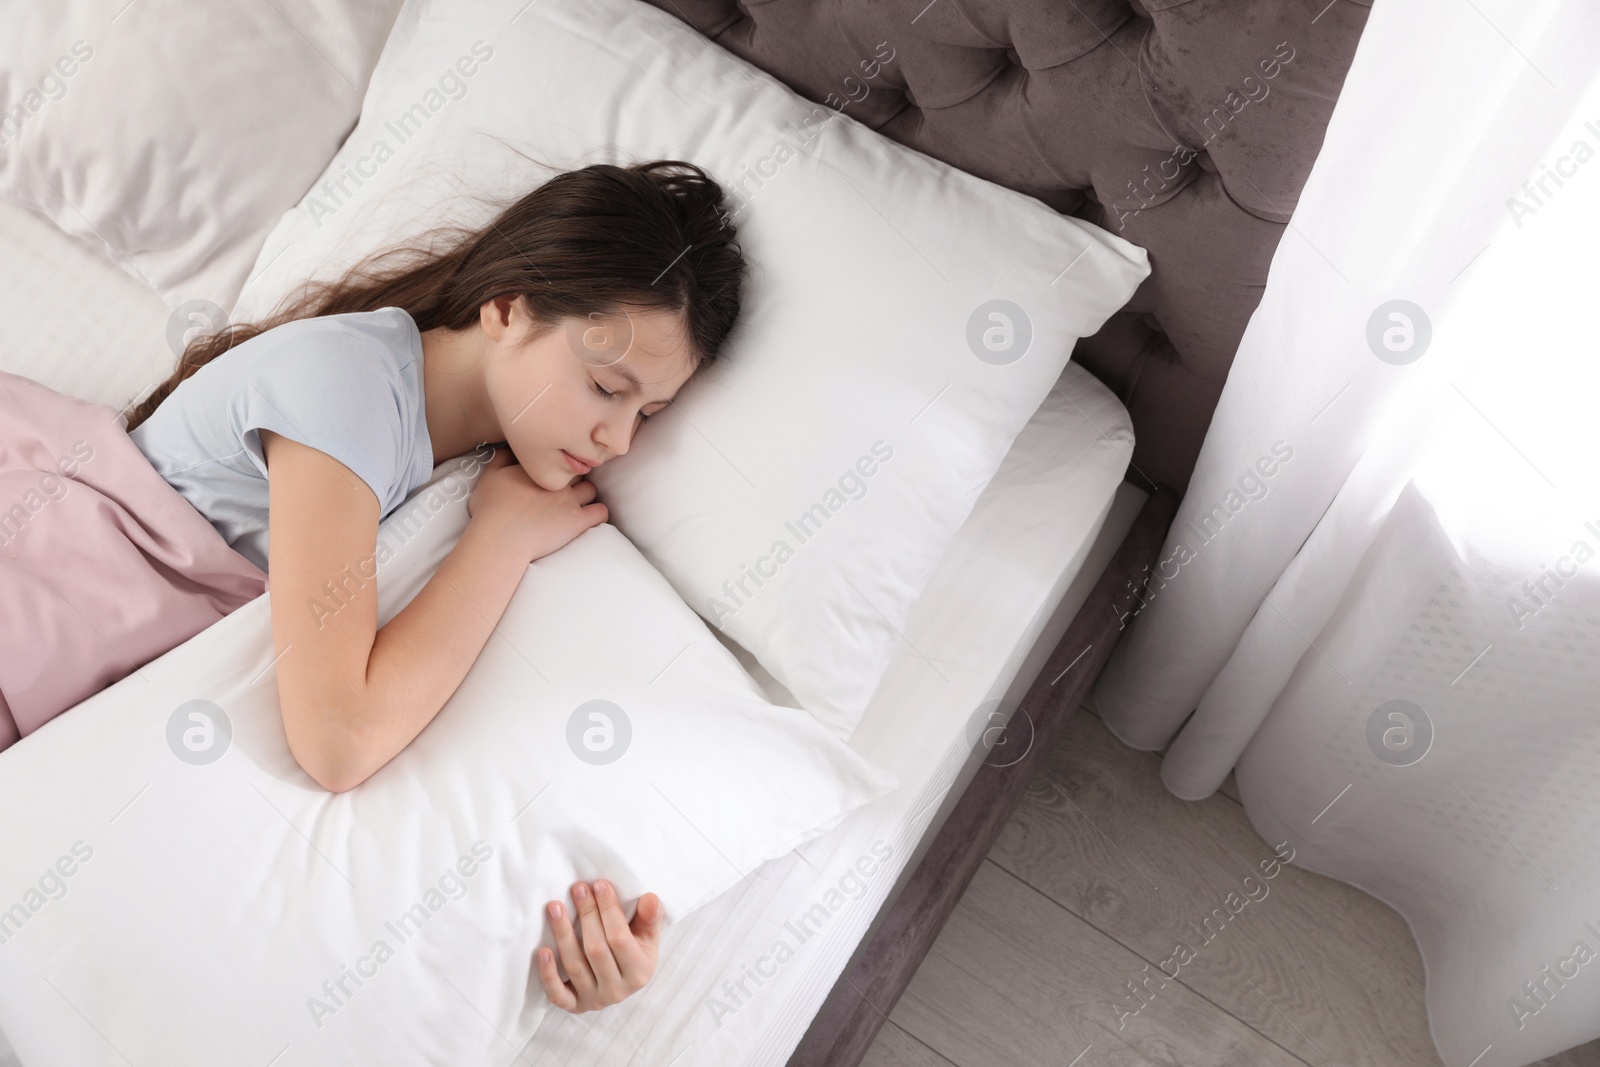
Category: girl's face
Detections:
[{"x1": 487, "y1": 297, "x2": 698, "y2": 490}]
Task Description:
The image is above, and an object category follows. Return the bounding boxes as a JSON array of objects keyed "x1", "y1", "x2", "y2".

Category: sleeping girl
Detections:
[{"x1": 119, "y1": 159, "x2": 749, "y2": 1013}]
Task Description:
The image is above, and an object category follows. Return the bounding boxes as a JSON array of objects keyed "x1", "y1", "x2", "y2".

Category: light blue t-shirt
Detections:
[{"x1": 130, "y1": 306, "x2": 435, "y2": 573}]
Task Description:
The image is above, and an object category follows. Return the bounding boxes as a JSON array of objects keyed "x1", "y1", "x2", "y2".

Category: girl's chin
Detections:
[
  {"x1": 542, "y1": 464, "x2": 587, "y2": 491},
  {"x1": 539, "y1": 473, "x2": 576, "y2": 491}
]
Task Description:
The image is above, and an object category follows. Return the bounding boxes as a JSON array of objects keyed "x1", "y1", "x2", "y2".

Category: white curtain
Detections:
[{"x1": 1091, "y1": 0, "x2": 1600, "y2": 1063}]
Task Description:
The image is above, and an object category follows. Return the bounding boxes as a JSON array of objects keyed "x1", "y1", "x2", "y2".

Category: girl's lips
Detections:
[{"x1": 562, "y1": 450, "x2": 594, "y2": 474}]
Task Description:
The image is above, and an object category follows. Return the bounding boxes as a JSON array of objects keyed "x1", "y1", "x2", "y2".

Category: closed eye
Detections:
[{"x1": 598, "y1": 379, "x2": 662, "y2": 420}]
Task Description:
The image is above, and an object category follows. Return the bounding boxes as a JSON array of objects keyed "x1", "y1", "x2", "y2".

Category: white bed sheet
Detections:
[{"x1": 0, "y1": 197, "x2": 1135, "y2": 1067}]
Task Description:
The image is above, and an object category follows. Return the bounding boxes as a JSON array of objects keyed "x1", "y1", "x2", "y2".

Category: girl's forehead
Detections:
[{"x1": 567, "y1": 308, "x2": 695, "y2": 379}]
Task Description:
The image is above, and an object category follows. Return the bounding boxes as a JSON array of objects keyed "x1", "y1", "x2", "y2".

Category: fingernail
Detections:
[
  {"x1": 594, "y1": 880, "x2": 610, "y2": 897},
  {"x1": 540, "y1": 948, "x2": 552, "y2": 963},
  {"x1": 549, "y1": 902, "x2": 563, "y2": 920},
  {"x1": 573, "y1": 883, "x2": 588, "y2": 900}
]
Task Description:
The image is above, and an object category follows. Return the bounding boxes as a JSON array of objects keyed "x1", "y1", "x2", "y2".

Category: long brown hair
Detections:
[{"x1": 124, "y1": 160, "x2": 749, "y2": 432}]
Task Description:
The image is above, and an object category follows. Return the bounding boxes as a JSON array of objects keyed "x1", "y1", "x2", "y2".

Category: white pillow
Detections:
[
  {"x1": 231, "y1": 0, "x2": 1150, "y2": 735},
  {"x1": 0, "y1": 455, "x2": 896, "y2": 1065},
  {"x1": 0, "y1": 0, "x2": 406, "y2": 312}
]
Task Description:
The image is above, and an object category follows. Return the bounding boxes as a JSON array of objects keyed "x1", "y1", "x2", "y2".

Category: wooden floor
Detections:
[{"x1": 861, "y1": 708, "x2": 1600, "y2": 1067}]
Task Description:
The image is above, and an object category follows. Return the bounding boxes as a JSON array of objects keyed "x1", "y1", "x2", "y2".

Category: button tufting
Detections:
[{"x1": 636, "y1": 0, "x2": 1371, "y2": 514}]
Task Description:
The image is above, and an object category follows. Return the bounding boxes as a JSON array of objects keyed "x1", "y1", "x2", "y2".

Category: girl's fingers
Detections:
[
  {"x1": 547, "y1": 899, "x2": 596, "y2": 1000},
  {"x1": 630, "y1": 892, "x2": 663, "y2": 950},
  {"x1": 536, "y1": 946, "x2": 579, "y2": 1012},
  {"x1": 592, "y1": 881, "x2": 649, "y2": 987},
  {"x1": 572, "y1": 882, "x2": 625, "y2": 991}
]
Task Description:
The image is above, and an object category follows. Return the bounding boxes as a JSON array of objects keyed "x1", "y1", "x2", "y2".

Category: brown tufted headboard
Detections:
[{"x1": 641, "y1": 0, "x2": 1370, "y2": 492}]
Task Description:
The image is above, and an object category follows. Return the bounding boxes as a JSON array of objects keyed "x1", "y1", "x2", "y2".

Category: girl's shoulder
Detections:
[
  {"x1": 135, "y1": 306, "x2": 425, "y2": 450},
  {"x1": 251, "y1": 306, "x2": 420, "y2": 364}
]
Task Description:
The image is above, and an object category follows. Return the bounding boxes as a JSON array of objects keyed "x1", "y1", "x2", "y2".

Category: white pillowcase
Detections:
[
  {"x1": 0, "y1": 455, "x2": 896, "y2": 1065},
  {"x1": 0, "y1": 0, "x2": 405, "y2": 312},
  {"x1": 231, "y1": 0, "x2": 1150, "y2": 735}
]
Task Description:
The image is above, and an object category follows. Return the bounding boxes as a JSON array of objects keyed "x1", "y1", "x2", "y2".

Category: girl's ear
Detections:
[
  {"x1": 481, "y1": 294, "x2": 518, "y2": 342},
  {"x1": 489, "y1": 294, "x2": 556, "y2": 352}
]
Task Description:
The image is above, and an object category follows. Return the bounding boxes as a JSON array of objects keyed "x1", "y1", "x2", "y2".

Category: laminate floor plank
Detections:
[
  {"x1": 885, "y1": 859, "x2": 1308, "y2": 1067},
  {"x1": 858, "y1": 1020, "x2": 961, "y2": 1067},
  {"x1": 988, "y1": 709, "x2": 1439, "y2": 1066},
  {"x1": 1530, "y1": 1042, "x2": 1600, "y2": 1066},
  {"x1": 871, "y1": 705, "x2": 1600, "y2": 1067}
]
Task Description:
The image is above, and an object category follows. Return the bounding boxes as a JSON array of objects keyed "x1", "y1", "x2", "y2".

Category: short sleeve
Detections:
[{"x1": 234, "y1": 330, "x2": 411, "y2": 510}]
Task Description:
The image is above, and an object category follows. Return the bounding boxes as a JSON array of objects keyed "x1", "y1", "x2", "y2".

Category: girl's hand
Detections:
[
  {"x1": 467, "y1": 446, "x2": 607, "y2": 563},
  {"x1": 538, "y1": 881, "x2": 663, "y2": 1013}
]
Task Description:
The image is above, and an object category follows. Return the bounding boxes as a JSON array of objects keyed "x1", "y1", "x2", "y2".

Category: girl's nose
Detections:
[{"x1": 594, "y1": 412, "x2": 635, "y2": 459}]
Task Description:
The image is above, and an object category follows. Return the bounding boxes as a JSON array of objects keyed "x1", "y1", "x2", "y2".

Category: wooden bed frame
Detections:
[{"x1": 789, "y1": 481, "x2": 1180, "y2": 1065}]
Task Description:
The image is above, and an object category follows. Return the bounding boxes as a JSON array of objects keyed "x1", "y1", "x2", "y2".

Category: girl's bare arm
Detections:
[{"x1": 260, "y1": 431, "x2": 605, "y2": 792}]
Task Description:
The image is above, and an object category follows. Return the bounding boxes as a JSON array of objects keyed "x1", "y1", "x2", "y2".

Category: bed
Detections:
[
  {"x1": 0, "y1": 0, "x2": 1368, "y2": 1061},
  {"x1": 0, "y1": 188, "x2": 1140, "y2": 1066},
  {"x1": 0, "y1": 184, "x2": 1138, "y2": 1027}
]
